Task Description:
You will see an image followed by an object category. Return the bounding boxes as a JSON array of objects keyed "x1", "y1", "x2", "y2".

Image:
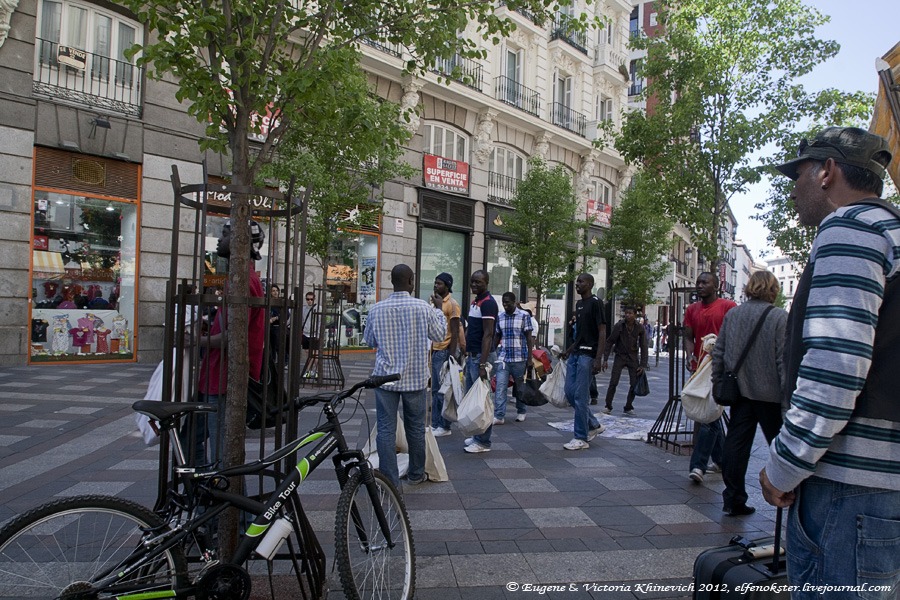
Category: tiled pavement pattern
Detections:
[{"x1": 0, "y1": 355, "x2": 779, "y2": 599}]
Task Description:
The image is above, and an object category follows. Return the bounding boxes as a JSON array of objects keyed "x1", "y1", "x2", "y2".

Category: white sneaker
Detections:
[
  {"x1": 707, "y1": 462, "x2": 722, "y2": 474},
  {"x1": 515, "y1": 413, "x2": 526, "y2": 422},
  {"x1": 587, "y1": 423, "x2": 605, "y2": 441},
  {"x1": 624, "y1": 409, "x2": 636, "y2": 416},
  {"x1": 493, "y1": 418, "x2": 505, "y2": 426},
  {"x1": 464, "y1": 442, "x2": 491, "y2": 453},
  {"x1": 432, "y1": 427, "x2": 451, "y2": 437},
  {"x1": 601, "y1": 407, "x2": 612, "y2": 414},
  {"x1": 464, "y1": 437, "x2": 475, "y2": 446},
  {"x1": 689, "y1": 468, "x2": 704, "y2": 483},
  {"x1": 564, "y1": 439, "x2": 590, "y2": 451}
]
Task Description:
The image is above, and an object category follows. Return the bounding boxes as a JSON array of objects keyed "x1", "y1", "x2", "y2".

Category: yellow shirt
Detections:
[{"x1": 433, "y1": 295, "x2": 461, "y2": 351}]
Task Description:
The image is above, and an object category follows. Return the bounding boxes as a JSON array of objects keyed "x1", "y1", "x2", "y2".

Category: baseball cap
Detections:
[{"x1": 775, "y1": 127, "x2": 892, "y2": 181}]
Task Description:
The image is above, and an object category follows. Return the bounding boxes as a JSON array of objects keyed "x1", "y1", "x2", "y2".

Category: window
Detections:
[
  {"x1": 423, "y1": 123, "x2": 468, "y2": 163},
  {"x1": 589, "y1": 181, "x2": 612, "y2": 205},
  {"x1": 629, "y1": 59, "x2": 643, "y2": 96},
  {"x1": 597, "y1": 96, "x2": 613, "y2": 122},
  {"x1": 629, "y1": 6, "x2": 639, "y2": 38},
  {"x1": 489, "y1": 148, "x2": 525, "y2": 180}
]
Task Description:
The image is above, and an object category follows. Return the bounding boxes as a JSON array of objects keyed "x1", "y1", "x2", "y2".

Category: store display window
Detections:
[
  {"x1": 485, "y1": 238, "x2": 521, "y2": 298},
  {"x1": 325, "y1": 232, "x2": 379, "y2": 350},
  {"x1": 30, "y1": 191, "x2": 138, "y2": 362}
]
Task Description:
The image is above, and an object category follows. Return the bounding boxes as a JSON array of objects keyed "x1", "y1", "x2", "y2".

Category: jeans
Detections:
[
  {"x1": 182, "y1": 393, "x2": 222, "y2": 465},
  {"x1": 604, "y1": 355, "x2": 639, "y2": 410},
  {"x1": 374, "y1": 388, "x2": 426, "y2": 488},
  {"x1": 467, "y1": 352, "x2": 497, "y2": 448},
  {"x1": 787, "y1": 476, "x2": 900, "y2": 600},
  {"x1": 564, "y1": 354, "x2": 602, "y2": 441},
  {"x1": 721, "y1": 399, "x2": 782, "y2": 509},
  {"x1": 689, "y1": 418, "x2": 724, "y2": 473},
  {"x1": 431, "y1": 349, "x2": 451, "y2": 430},
  {"x1": 494, "y1": 359, "x2": 527, "y2": 420}
]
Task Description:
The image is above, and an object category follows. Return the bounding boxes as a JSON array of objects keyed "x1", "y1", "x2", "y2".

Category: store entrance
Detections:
[{"x1": 417, "y1": 227, "x2": 468, "y2": 310}]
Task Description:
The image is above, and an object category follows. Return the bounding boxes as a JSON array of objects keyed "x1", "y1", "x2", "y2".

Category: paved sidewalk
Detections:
[{"x1": 0, "y1": 354, "x2": 778, "y2": 599}]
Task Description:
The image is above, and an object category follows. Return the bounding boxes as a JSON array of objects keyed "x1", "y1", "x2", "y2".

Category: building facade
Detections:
[
  {"x1": 765, "y1": 254, "x2": 800, "y2": 312},
  {"x1": 0, "y1": 0, "x2": 633, "y2": 364}
]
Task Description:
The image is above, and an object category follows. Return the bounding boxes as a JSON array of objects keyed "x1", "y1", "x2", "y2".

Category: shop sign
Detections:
[
  {"x1": 587, "y1": 200, "x2": 612, "y2": 227},
  {"x1": 424, "y1": 154, "x2": 469, "y2": 194},
  {"x1": 33, "y1": 236, "x2": 49, "y2": 250},
  {"x1": 57, "y1": 46, "x2": 87, "y2": 69},
  {"x1": 395, "y1": 218, "x2": 404, "y2": 234},
  {"x1": 193, "y1": 189, "x2": 274, "y2": 210}
]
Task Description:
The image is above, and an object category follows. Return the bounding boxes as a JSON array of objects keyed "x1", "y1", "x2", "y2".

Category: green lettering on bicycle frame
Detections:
[{"x1": 115, "y1": 591, "x2": 176, "y2": 600}]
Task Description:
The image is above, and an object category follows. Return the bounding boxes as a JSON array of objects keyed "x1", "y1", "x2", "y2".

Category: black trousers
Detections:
[
  {"x1": 721, "y1": 398, "x2": 783, "y2": 509},
  {"x1": 605, "y1": 355, "x2": 638, "y2": 410}
]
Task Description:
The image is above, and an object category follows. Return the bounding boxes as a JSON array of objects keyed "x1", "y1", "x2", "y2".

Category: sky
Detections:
[{"x1": 730, "y1": 0, "x2": 898, "y2": 263}]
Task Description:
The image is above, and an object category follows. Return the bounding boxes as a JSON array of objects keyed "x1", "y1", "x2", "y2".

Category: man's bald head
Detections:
[{"x1": 391, "y1": 264, "x2": 415, "y2": 293}]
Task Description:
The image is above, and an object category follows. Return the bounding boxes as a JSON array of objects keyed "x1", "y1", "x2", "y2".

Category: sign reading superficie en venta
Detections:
[{"x1": 424, "y1": 154, "x2": 469, "y2": 195}]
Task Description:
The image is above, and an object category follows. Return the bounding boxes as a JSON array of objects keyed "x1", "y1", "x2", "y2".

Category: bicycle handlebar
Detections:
[{"x1": 293, "y1": 373, "x2": 401, "y2": 410}]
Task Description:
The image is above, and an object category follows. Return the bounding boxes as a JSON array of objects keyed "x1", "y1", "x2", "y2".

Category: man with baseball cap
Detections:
[
  {"x1": 430, "y1": 272, "x2": 460, "y2": 437},
  {"x1": 760, "y1": 127, "x2": 900, "y2": 597}
]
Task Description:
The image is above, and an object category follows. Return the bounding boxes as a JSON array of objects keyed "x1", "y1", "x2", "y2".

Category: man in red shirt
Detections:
[
  {"x1": 194, "y1": 220, "x2": 266, "y2": 464},
  {"x1": 684, "y1": 272, "x2": 736, "y2": 483}
]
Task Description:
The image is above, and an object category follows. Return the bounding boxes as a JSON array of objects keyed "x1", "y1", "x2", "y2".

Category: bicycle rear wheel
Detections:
[
  {"x1": 334, "y1": 470, "x2": 414, "y2": 600},
  {"x1": 0, "y1": 495, "x2": 186, "y2": 599}
]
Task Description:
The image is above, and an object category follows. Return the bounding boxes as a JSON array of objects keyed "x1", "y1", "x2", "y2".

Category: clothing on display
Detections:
[{"x1": 31, "y1": 319, "x2": 49, "y2": 342}]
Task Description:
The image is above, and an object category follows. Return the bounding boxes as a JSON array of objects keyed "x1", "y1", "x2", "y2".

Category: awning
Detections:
[
  {"x1": 33, "y1": 251, "x2": 65, "y2": 278},
  {"x1": 871, "y1": 41, "x2": 900, "y2": 190}
]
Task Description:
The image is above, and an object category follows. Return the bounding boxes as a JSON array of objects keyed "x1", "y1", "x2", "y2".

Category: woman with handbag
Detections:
[{"x1": 711, "y1": 270, "x2": 788, "y2": 516}]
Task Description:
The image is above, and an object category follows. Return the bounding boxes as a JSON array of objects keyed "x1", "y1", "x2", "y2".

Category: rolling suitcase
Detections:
[{"x1": 693, "y1": 507, "x2": 788, "y2": 600}]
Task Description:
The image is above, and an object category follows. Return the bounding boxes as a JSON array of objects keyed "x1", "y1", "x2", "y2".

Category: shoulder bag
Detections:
[{"x1": 712, "y1": 305, "x2": 774, "y2": 406}]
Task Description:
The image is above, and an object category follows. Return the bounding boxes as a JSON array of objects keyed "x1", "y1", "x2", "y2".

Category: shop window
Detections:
[
  {"x1": 326, "y1": 232, "x2": 379, "y2": 349},
  {"x1": 418, "y1": 228, "x2": 468, "y2": 310},
  {"x1": 31, "y1": 191, "x2": 138, "y2": 362},
  {"x1": 485, "y1": 238, "x2": 520, "y2": 297},
  {"x1": 423, "y1": 123, "x2": 469, "y2": 163}
]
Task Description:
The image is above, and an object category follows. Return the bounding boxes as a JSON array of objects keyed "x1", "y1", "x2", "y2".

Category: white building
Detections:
[{"x1": 765, "y1": 255, "x2": 801, "y2": 311}]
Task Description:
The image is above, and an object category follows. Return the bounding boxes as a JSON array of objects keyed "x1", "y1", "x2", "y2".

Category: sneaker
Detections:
[
  {"x1": 432, "y1": 427, "x2": 451, "y2": 437},
  {"x1": 515, "y1": 413, "x2": 526, "y2": 422},
  {"x1": 689, "y1": 468, "x2": 704, "y2": 483},
  {"x1": 464, "y1": 437, "x2": 475, "y2": 446},
  {"x1": 624, "y1": 409, "x2": 636, "y2": 416},
  {"x1": 590, "y1": 398, "x2": 598, "y2": 405},
  {"x1": 587, "y1": 423, "x2": 605, "y2": 441},
  {"x1": 407, "y1": 474, "x2": 429, "y2": 486},
  {"x1": 601, "y1": 406, "x2": 612, "y2": 414},
  {"x1": 464, "y1": 442, "x2": 491, "y2": 453},
  {"x1": 493, "y1": 418, "x2": 505, "y2": 426},
  {"x1": 564, "y1": 439, "x2": 590, "y2": 451},
  {"x1": 707, "y1": 462, "x2": 722, "y2": 474},
  {"x1": 727, "y1": 504, "x2": 756, "y2": 517}
]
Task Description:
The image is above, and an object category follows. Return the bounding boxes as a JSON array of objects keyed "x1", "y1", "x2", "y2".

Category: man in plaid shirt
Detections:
[{"x1": 363, "y1": 264, "x2": 446, "y2": 487}]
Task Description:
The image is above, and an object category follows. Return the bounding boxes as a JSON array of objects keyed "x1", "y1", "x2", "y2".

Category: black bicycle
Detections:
[{"x1": 0, "y1": 374, "x2": 414, "y2": 600}]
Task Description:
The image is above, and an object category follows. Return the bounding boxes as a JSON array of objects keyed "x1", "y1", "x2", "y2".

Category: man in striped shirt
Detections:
[
  {"x1": 760, "y1": 127, "x2": 899, "y2": 597},
  {"x1": 363, "y1": 264, "x2": 447, "y2": 487}
]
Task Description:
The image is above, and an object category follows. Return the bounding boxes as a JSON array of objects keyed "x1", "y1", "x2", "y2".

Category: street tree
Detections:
[
  {"x1": 754, "y1": 89, "x2": 900, "y2": 267},
  {"x1": 615, "y1": 0, "x2": 839, "y2": 265},
  {"x1": 121, "y1": 0, "x2": 599, "y2": 552},
  {"x1": 597, "y1": 173, "x2": 675, "y2": 308},
  {"x1": 504, "y1": 157, "x2": 592, "y2": 319}
]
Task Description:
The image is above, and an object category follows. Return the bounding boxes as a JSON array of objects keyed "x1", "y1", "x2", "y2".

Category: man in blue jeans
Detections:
[
  {"x1": 463, "y1": 270, "x2": 499, "y2": 454},
  {"x1": 430, "y1": 272, "x2": 460, "y2": 437},
  {"x1": 561, "y1": 274, "x2": 606, "y2": 450},
  {"x1": 492, "y1": 292, "x2": 534, "y2": 424},
  {"x1": 363, "y1": 264, "x2": 446, "y2": 487}
]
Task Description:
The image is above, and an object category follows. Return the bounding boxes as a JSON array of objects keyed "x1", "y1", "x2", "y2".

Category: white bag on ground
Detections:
[
  {"x1": 541, "y1": 359, "x2": 568, "y2": 408},
  {"x1": 362, "y1": 411, "x2": 448, "y2": 482},
  {"x1": 680, "y1": 334, "x2": 724, "y2": 424},
  {"x1": 136, "y1": 349, "x2": 192, "y2": 445},
  {"x1": 439, "y1": 356, "x2": 464, "y2": 423},
  {"x1": 456, "y1": 369, "x2": 493, "y2": 436}
]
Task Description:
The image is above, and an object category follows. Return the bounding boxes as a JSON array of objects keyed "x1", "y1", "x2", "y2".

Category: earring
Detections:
[{"x1": 822, "y1": 184, "x2": 828, "y2": 190}]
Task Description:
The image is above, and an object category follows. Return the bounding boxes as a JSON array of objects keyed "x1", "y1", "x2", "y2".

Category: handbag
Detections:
[
  {"x1": 713, "y1": 305, "x2": 774, "y2": 407},
  {"x1": 631, "y1": 371, "x2": 650, "y2": 397},
  {"x1": 518, "y1": 373, "x2": 549, "y2": 407},
  {"x1": 681, "y1": 336, "x2": 724, "y2": 424},
  {"x1": 490, "y1": 373, "x2": 516, "y2": 393}
]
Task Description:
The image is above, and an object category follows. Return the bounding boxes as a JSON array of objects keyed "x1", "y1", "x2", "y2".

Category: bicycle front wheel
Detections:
[
  {"x1": 334, "y1": 470, "x2": 414, "y2": 600},
  {"x1": 0, "y1": 495, "x2": 186, "y2": 599}
]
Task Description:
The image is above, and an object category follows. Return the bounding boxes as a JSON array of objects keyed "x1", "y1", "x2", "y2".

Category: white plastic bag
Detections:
[
  {"x1": 541, "y1": 359, "x2": 568, "y2": 408},
  {"x1": 439, "y1": 356, "x2": 464, "y2": 423},
  {"x1": 456, "y1": 369, "x2": 493, "y2": 436},
  {"x1": 681, "y1": 334, "x2": 724, "y2": 424}
]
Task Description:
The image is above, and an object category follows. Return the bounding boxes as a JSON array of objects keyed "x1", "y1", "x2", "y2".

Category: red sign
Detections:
[
  {"x1": 587, "y1": 200, "x2": 612, "y2": 227},
  {"x1": 424, "y1": 154, "x2": 469, "y2": 194},
  {"x1": 33, "y1": 236, "x2": 49, "y2": 250},
  {"x1": 719, "y1": 263, "x2": 727, "y2": 290}
]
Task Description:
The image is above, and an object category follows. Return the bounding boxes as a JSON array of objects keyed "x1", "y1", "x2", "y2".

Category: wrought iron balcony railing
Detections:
[
  {"x1": 628, "y1": 82, "x2": 643, "y2": 96},
  {"x1": 431, "y1": 54, "x2": 484, "y2": 91},
  {"x1": 497, "y1": 0, "x2": 543, "y2": 26},
  {"x1": 494, "y1": 76, "x2": 541, "y2": 117},
  {"x1": 359, "y1": 36, "x2": 401, "y2": 58},
  {"x1": 33, "y1": 38, "x2": 143, "y2": 117},
  {"x1": 550, "y1": 16, "x2": 588, "y2": 55},
  {"x1": 551, "y1": 102, "x2": 587, "y2": 137},
  {"x1": 487, "y1": 171, "x2": 519, "y2": 205}
]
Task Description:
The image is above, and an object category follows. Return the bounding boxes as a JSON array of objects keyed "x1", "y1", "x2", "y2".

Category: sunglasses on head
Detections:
[{"x1": 798, "y1": 138, "x2": 847, "y2": 159}]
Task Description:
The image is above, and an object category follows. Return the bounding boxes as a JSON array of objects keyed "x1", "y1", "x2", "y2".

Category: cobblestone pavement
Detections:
[{"x1": 0, "y1": 353, "x2": 778, "y2": 599}]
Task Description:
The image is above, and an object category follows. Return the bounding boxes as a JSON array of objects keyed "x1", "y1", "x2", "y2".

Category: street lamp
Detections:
[{"x1": 685, "y1": 247, "x2": 693, "y2": 262}]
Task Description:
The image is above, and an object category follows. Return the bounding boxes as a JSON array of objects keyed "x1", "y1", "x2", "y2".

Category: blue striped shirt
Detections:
[
  {"x1": 363, "y1": 292, "x2": 447, "y2": 392},
  {"x1": 766, "y1": 203, "x2": 900, "y2": 493},
  {"x1": 496, "y1": 308, "x2": 533, "y2": 362}
]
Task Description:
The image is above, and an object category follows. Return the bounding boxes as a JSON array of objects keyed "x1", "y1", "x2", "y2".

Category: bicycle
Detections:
[{"x1": 0, "y1": 373, "x2": 414, "y2": 600}]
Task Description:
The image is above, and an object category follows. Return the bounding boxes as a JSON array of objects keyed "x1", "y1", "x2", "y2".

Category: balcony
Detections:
[
  {"x1": 487, "y1": 171, "x2": 519, "y2": 206},
  {"x1": 497, "y1": 1, "x2": 543, "y2": 26},
  {"x1": 431, "y1": 54, "x2": 484, "y2": 92},
  {"x1": 594, "y1": 44, "x2": 627, "y2": 70},
  {"x1": 33, "y1": 38, "x2": 142, "y2": 118},
  {"x1": 550, "y1": 16, "x2": 588, "y2": 55},
  {"x1": 550, "y1": 102, "x2": 587, "y2": 137},
  {"x1": 494, "y1": 76, "x2": 541, "y2": 117},
  {"x1": 628, "y1": 82, "x2": 643, "y2": 97},
  {"x1": 359, "y1": 36, "x2": 401, "y2": 58}
]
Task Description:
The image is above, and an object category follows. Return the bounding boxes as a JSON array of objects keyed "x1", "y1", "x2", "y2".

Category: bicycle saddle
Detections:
[{"x1": 132, "y1": 400, "x2": 217, "y2": 422}]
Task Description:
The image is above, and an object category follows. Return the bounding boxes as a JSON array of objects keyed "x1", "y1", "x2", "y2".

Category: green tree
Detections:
[
  {"x1": 504, "y1": 157, "x2": 592, "y2": 317},
  {"x1": 598, "y1": 173, "x2": 675, "y2": 307},
  {"x1": 615, "y1": 0, "x2": 839, "y2": 265}
]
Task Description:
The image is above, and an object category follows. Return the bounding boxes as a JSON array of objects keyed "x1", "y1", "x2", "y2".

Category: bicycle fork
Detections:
[{"x1": 333, "y1": 450, "x2": 395, "y2": 550}]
